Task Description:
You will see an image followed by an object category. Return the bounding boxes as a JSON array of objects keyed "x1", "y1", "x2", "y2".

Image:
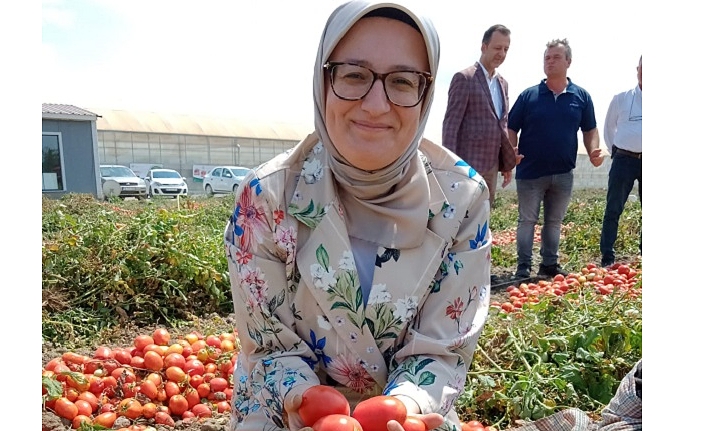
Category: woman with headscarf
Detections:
[{"x1": 224, "y1": 1, "x2": 492, "y2": 430}]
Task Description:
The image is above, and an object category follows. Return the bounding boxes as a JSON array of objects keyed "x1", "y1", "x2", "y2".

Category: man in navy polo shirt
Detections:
[{"x1": 508, "y1": 38, "x2": 604, "y2": 279}]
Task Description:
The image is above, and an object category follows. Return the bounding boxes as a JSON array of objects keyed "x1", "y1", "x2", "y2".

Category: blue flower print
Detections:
[
  {"x1": 304, "y1": 329, "x2": 332, "y2": 367},
  {"x1": 469, "y1": 221, "x2": 488, "y2": 250},
  {"x1": 454, "y1": 160, "x2": 477, "y2": 178},
  {"x1": 249, "y1": 177, "x2": 262, "y2": 195}
]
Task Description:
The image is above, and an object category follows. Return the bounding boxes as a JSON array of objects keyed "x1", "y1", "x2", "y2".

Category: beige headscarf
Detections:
[{"x1": 312, "y1": 0, "x2": 440, "y2": 249}]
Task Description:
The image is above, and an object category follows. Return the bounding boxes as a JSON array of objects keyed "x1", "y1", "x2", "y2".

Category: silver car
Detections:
[
  {"x1": 144, "y1": 168, "x2": 188, "y2": 198},
  {"x1": 99, "y1": 165, "x2": 148, "y2": 200},
  {"x1": 203, "y1": 166, "x2": 251, "y2": 196}
]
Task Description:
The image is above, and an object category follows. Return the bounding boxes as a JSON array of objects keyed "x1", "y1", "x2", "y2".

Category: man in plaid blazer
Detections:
[{"x1": 442, "y1": 24, "x2": 513, "y2": 209}]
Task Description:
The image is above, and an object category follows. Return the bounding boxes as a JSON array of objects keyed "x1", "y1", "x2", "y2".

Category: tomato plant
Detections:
[
  {"x1": 299, "y1": 385, "x2": 351, "y2": 427},
  {"x1": 352, "y1": 395, "x2": 407, "y2": 431}
]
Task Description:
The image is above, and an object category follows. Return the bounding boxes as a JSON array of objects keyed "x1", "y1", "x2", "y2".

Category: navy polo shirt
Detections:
[{"x1": 508, "y1": 78, "x2": 597, "y2": 180}]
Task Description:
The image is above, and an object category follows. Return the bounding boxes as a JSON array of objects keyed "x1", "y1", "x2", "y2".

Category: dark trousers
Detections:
[{"x1": 600, "y1": 152, "x2": 642, "y2": 262}]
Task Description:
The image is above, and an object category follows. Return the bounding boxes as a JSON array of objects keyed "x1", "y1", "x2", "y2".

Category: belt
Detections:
[{"x1": 614, "y1": 147, "x2": 641, "y2": 159}]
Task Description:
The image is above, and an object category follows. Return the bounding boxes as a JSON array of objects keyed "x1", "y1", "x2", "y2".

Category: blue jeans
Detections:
[
  {"x1": 516, "y1": 171, "x2": 574, "y2": 270},
  {"x1": 600, "y1": 153, "x2": 642, "y2": 262}
]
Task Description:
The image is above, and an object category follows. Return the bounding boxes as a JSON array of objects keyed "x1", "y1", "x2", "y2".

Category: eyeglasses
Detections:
[
  {"x1": 629, "y1": 92, "x2": 641, "y2": 122},
  {"x1": 323, "y1": 62, "x2": 433, "y2": 107}
]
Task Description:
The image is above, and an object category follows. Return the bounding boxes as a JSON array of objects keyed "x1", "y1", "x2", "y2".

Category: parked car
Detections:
[
  {"x1": 99, "y1": 165, "x2": 148, "y2": 200},
  {"x1": 144, "y1": 168, "x2": 188, "y2": 198},
  {"x1": 203, "y1": 166, "x2": 251, "y2": 196}
]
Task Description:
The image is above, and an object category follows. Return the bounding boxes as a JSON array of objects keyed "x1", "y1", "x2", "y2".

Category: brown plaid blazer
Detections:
[{"x1": 442, "y1": 62, "x2": 515, "y2": 173}]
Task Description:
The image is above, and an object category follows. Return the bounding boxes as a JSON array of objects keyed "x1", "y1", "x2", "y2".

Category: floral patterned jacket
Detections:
[{"x1": 224, "y1": 133, "x2": 492, "y2": 431}]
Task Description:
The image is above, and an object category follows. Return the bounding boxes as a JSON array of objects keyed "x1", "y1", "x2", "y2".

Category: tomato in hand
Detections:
[
  {"x1": 299, "y1": 385, "x2": 351, "y2": 427},
  {"x1": 352, "y1": 395, "x2": 407, "y2": 431},
  {"x1": 312, "y1": 414, "x2": 363, "y2": 431}
]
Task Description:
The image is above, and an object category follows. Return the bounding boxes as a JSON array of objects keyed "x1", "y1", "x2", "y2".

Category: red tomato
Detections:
[
  {"x1": 130, "y1": 356, "x2": 145, "y2": 369},
  {"x1": 205, "y1": 335, "x2": 222, "y2": 348},
  {"x1": 142, "y1": 402, "x2": 158, "y2": 419},
  {"x1": 313, "y1": 414, "x2": 363, "y2": 431},
  {"x1": 352, "y1": 395, "x2": 407, "y2": 431},
  {"x1": 209, "y1": 377, "x2": 228, "y2": 393},
  {"x1": 139, "y1": 379, "x2": 159, "y2": 401},
  {"x1": 77, "y1": 391, "x2": 98, "y2": 413},
  {"x1": 94, "y1": 346, "x2": 113, "y2": 360},
  {"x1": 402, "y1": 416, "x2": 428, "y2": 431},
  {"x1": 54, "y1": 397, "x2": 79, "y2": 420},
  {"x1": 196, "y1": 382, "x2": 210, "y2": 398},
  {"x1": 118, "y1": 397, "x2": 143, "y2": 420},
  {"x1": 166, "y1": 366, "x2": 188, "y2": 383},
  {"x1": 153, "y1": 328, "x2": 171, "y2": 346},
  {"x1": 74, "y1": 399, "x2": 93, "y2": 417},
  {"x1": 192, "y1": 403, "x2": 213, "y2": 418},
  {"x1": 134, "y1": 334, "x2": 155, "y2": 352},
  {"x1": 169, "y1": 394, "x2": 189, "y2": 416},
  {"x1": 143, "y1": 350, "x2": 164, "y2": 371},
  {"x1": 184, "y1": 359, "x2": 205, "y2": 377},
  {"x1": 164, "y1": 381, "x2": 181, "y2": 398},
  {"x1": 93, "y1": 412, "x2": 117, "y2": 428},
  {"x1": 62, "y1": 352, "x2": 89, "y2": 366},
  {"x1": 113, "y1": 348, "x2": 132, "y2": 365},
  {"x1": 216, "y1": 400, "x2": 231, "y2": 413},
  {"x1": 184, "y1": 387, "x2": 201, "y2": 408},
  {"x1": 71, "y1": 414, "x2": 92, "y2": 429},
  {"x1": 155, "y1": 411, "x2": 176, "y2": 427},
  {"x1": 44, "y1": 357, "x2": 63, "y2": 372},
  {"x1": 461, "y1": 421, "x2": 485, "y2": 431},
  {"x1": 164, "y1": 352, "x2": 186, "y2": 370},
  {"x1": 299, "y1": 385, "x2": 351, "y2": 427}
]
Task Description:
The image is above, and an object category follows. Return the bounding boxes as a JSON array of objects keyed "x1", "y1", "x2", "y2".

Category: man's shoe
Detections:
[
  {"x1": 601, "y1": 257, "x2": 615, "y2": 268},
  {"x1": 514, "y1": 267, "x2": 530, "y2": 279},
  {"x1": 490, "y1": 274, "x2": 500, "y2": 285},
  {"x1": 538, "y1": 264, "x2": 568, "y2": 278}
]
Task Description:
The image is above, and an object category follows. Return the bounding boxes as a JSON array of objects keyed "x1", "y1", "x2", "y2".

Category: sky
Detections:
[{"x1": 40, "y1": 0, "x2": 644, "y2": 146}]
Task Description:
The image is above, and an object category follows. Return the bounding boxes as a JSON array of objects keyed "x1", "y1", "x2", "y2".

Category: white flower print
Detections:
[
  {"x1": 335, "y1": 316, "x2": 345, "y2": 326},
  {"x1": 313, "y1": 142, "x2": 323, "y2": 154},
  {"x1": 350, "y1": 332, "x2": 358, "y2": 342},
  {"x1": 338, "y1": 251, "x2": 356, "y2": 271},
  {"x1": 302, "y1": 158, "x2": 323, "y2": 184},
  {"x1": 450, "y1": 182, "x2": 460, "y2": 191},
  {"x1": 443, "y1": 204, "x2": 456, "y2": 219},
  {"x1": 317, "y1": 315, "x2": 332, "y2": 330},
  {"x1": 393, "y1": 295, "x2": 419, "y2": 321},
  {"x1": 274, "y1": 225, "x2": 296, "y2": 251},
  {"x1": 310, "y1": 263, "x2": 336, "y2": 291},
  {"x1": 292, "y1": 190, "x2": 302, "y2": 202},
  {"x1": 239, "y1": 266, "x2": 268, "y2": 310},
  {"x1": 368, "y1": 284, "x2": 391, "y2": 305}
]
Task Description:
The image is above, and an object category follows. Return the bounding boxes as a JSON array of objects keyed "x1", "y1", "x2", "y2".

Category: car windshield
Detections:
[
  {"x1": 153, "y1": 171, "x2": 181, "y2": 179},
  {"x1": 101, "y1": 166, "x2": 137, "y2": 177}
]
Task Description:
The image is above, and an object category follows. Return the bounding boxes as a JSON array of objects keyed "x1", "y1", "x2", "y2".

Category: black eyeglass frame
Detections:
[{"x1": 323, "y1": 61, "x2": 433, "y2": 108}]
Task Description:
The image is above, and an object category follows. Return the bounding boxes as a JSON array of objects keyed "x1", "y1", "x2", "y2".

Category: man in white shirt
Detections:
[{"x1": 600, "y1": 56, "x2": 642, "y2": 267}]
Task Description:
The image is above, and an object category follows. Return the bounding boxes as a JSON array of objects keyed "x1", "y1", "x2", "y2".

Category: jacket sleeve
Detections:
[
  {"x1": 386, "y1": 174, "x2": 491, "y2": 416},
  {"x1": 442, "y1": 72, "x2": 469, "y2": 156},
  {"x1": 225, "y1": 171, "x2": 319, "y2": 428}
]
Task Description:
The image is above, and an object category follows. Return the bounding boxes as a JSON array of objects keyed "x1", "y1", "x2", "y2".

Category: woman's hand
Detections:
[
  {"x1": 284, "y1": 392, "x2": 307, "y2": 431},
  {"x1": 386, "y1": 412, "x2": 444, "y2": 431}
]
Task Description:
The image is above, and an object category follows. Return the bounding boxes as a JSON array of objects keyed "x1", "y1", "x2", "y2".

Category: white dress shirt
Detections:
[
  {"x1": 478, "y1": 61, "x2": 503, "y2": 119},
  {"x1": 604, "y1": 85, "x2": 642, "y2": 153}
]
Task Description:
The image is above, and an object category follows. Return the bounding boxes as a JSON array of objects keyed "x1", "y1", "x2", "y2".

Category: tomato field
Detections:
[{"x1": 41, "y1": 190, "x2": 642, "y2": 431}]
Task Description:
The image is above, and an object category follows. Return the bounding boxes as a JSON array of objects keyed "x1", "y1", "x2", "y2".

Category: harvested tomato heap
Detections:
[
  {"x1": 42, "y1": 328, "x2": 238, "y2": 430},
  {"x1": 491, "y1": 262, "x2": 642, "y2": 313}
]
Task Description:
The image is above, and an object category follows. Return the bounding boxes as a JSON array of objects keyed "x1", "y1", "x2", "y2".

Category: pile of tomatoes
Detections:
[
  {"x1": 42, "y1": 328, "x2": 238, "y2": 430},
  {"x1": 491, "y1": 262, "x2": 642, "y2": 314}
]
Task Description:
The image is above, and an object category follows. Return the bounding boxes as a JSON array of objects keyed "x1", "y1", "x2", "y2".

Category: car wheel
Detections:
[
  {"x1": 232, "y1": 183, "x2": 239, "y2": 193},
  {"x1": 148, "y1": 187, "x2": 153, "y2": 198},
  {"x1": 205, "y1": 184, "x2": 214, "y2": 197}
]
